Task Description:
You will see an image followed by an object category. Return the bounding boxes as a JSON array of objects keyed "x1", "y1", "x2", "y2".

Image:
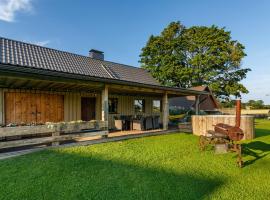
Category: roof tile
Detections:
[{"x1": 0, "y1": 37, "x2": 160, "y2": 86}]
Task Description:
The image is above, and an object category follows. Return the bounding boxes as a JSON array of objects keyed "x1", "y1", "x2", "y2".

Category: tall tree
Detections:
[{"x1": 140, "y1": 21, "x2": 251, "y2": 100}]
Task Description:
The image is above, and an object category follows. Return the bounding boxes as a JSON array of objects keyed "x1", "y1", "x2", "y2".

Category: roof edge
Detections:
[{"x1": 0, "y1": 63, "x2": 208, "y2": 95}]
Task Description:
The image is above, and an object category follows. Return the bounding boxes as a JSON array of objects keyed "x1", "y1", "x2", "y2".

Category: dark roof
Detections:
[
  {"x1": 0, "y1": 37, "x2": 160, "y2": 86},
  {"x1": 169, "y1": 85, "x2": 219, "y2": 110}
]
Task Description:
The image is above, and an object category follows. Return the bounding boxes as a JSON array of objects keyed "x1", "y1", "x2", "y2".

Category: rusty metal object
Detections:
[
  {"x1": 214, "y1": 123, "x2": 244, "y2": 141},
  {"x1": 214, "y1": 99, "x2": 244, "y2": 141},
  {"x1": 235, "y1": 99, "x2": 241, "y2": 128},
  {"x1": 199, "y1": 99, "x2": 245, "y2": 167}
]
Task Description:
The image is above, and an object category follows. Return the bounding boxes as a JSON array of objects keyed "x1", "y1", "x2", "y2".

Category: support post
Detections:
[
  {"x1": 101, "y1": 85, "x2": 109, "y2": 135},
  {"x1": 162, "y1": 92, "x2": 169, "y2": 130},
  {"x1": 195, "y1": 95, "x2": 200, "y2": 115}
]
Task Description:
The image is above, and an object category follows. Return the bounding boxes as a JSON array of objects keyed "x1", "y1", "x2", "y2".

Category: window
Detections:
[
  {"x1": 134, "y1": 99, "x2": 145, "y2": 113},
  {"x1": 153, "y1": 100, "x2": 162, "y2": 113},
  {"x1": 109, "y1": 98, "x2": 118, "y2": 113}
]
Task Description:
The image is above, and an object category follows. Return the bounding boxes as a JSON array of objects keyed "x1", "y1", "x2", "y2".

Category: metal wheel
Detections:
[{"x1": 199, "y1": 135, "x2": 206, "y2": 151}]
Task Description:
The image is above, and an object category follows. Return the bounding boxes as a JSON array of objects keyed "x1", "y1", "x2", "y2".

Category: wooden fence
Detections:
[
  {"x1": 219, "y1": 108, "x2": 269, "y2": 117},
  {"x1": 0, "y1": 120, "x2": 108, "y2": 150},
  {"x1": 192, "y1": 115, "x2": 255, "y2": 140}
]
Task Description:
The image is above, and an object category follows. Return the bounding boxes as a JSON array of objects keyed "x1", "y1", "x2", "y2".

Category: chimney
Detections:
[{"x1": 89, "y1": 49, "x2": 104, "y2": 60}]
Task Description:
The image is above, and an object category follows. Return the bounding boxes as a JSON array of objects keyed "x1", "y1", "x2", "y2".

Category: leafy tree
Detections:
[
  {"x1": 221, "y1": 100, "x2": 246, "y2": 108},
  {"x1": 246, "y1": 100, "x2": 265, "y2": 109},
  {"x1": 221, "y1": 100, "x2": 236, "y2": 108},
  {"x1": 140, "y1": 21, "x2": 251, "y2": 100}
]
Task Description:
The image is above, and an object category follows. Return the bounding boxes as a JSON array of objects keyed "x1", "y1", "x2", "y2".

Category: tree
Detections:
[
  {"x1": 140, "y1": 21, "x2": 251, "y2": 100},
  {"x1": 246, "y1": 100, "x2": 264, "y2": 109}
]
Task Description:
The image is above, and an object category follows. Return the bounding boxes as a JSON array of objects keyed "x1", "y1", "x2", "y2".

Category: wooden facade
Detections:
[
  {"x1": 0, "y1": 88, "x2": 164, "y2": 130},
  {"x1": 0, "y1": 37, "x2": 211, "y2": 151},
  {"x1": 5, "y1": 92, "x2": 64, "y2": 124},
  {"x1": 0, "y1": 74, "x2": 206, "y2": 152},
  {"x1": 0, "y1": 89, "x2": 99, "y2": 125}
]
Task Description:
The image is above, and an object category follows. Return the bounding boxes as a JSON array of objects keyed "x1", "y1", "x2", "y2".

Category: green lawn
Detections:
[{"x1": 0, "y1": 120, "x2": 270, "y2": 200}]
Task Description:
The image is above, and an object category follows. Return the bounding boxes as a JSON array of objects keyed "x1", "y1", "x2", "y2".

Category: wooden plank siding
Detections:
[
  {"x1": 0, "y1": 89, "x2": 163, "y2": 130},
  {"x1": 63, "y1": 92, "x2": 99, "y2": 122},
  {"x1": 0, "y1": 89, "x2": 99, "y2": 125},
  {"x1": 4, "y1": 92, "x2": 64, "y2": 125}
]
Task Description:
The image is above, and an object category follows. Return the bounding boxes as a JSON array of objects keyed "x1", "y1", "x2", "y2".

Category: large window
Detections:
[
  {"x1": 153, "y1": 100, "x2": 162, "y2": 113},
  {"x1": 134, "y1": 99, "x2": 145, "y2": 113},
  {"x1": 109, "y1": 98, "x2": 118, "y2": 114}
]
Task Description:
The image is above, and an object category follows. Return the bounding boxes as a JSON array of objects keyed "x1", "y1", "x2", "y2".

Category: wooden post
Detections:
[
  {"x1": 195, "y1": 95, "x2": 200, "y2": 115},
  {"x1": 162, "y1": 92, "x2": 169, "y2": 130},
  {"x1": 101, "y1": 85, "x2": 109, "y2": 134}
]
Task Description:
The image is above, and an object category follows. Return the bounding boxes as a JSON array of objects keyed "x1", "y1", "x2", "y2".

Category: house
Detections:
[
  {"x1": 0, "y1": 37, "x2": 207, "y2": 134},
  {"x1": 169, "y1": 86, "x2": 219, "y2": 113}
]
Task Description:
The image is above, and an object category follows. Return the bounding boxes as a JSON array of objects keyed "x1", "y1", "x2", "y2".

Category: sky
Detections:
[{"x1": 0, "y1": 0, "x2": 270, "y2": 103}]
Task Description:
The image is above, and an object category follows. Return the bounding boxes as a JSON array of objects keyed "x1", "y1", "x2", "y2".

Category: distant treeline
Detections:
[{"x1": 222, "y1": 100, "x2": 270, "y2": 109}]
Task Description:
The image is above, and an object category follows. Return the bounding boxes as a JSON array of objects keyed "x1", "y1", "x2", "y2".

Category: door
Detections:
[
  {"x1": 5, "y1": 92, "x2": 64, "y2": 125},
  {"x1": 81, "y1": 97, "x2": 96, "y2": 121}
]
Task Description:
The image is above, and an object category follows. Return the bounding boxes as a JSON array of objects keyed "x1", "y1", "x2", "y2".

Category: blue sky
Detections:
[{"x1": 0, "y1": 0, "x2": 270, "y2": 103}]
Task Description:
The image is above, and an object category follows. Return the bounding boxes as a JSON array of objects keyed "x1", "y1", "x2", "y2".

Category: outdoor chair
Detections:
[
  {"x1": 124, "y1": 115, "x2": 133, "y2": 130},
  {"x1": 132, "y1": 116, "x2": 145, "y2": 131},
  {"x1": 145, "y1": 116, "x2": 153, "y2": 130},
  {"x1": 114, "y1": 116, "x2": 124, "y2": 131},
  {"x1": 152, "y1": 116, "x2": 160, "y2": 129}
]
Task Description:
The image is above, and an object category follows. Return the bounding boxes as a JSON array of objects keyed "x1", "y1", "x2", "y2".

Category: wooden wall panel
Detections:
[
  {"x1": 15, "y1": 93, "x2": 22, "y2": 124},
  {"x1": 30, "y1": 93, "x2": 36, "y2": 123},
  {"x1": 4, "y1": 92, "x2": 64, "y2": 125},
  {"x1": 64, "y1": 93, "x2": 79, "y2": 122},
  {"x1": 63, "y1": 92, "x2": 97, "y2": 122},
  {"x1": 40, "y1": 94, "x2": 46, "y2": 122},
  {"x1": 5, "y1": 93, "x2": 12, "y2": 124}
]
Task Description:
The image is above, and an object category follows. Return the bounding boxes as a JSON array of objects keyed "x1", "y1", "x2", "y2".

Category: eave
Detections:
[{"x1": 0, "y1": 63, "x2": 208, "y2": 96}]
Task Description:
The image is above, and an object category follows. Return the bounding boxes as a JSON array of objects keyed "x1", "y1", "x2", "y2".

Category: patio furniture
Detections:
[
  {"x1": 132, "y1": 116, "x2": 145, "y2": 131},
  {"x1": 152, "y1": 116, "x2": 160, "y2": 129},
  {"x1": 145, "y1": 116, "x2": 153, "y2": 130},
  {"x1": 114, "y1": 116, "x2": 124, "y2": 131},
  {"x1": 123, "y1": 115, "x2": 132, "y2": 130},
  {"x1": 114, "y1": 115, "x2": 133, "y2": 131}
]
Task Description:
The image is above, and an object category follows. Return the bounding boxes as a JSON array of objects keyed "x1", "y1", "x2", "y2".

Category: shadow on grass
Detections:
[
  {"x1": 254, "y1": 128, "x2": 270, "y2": 138},
  {"x1": 0, "y1": 150, "x2": 225, "y2": 200},
  {"x1": 243, "y1": 141, "x2": 270, "y2": 167}
]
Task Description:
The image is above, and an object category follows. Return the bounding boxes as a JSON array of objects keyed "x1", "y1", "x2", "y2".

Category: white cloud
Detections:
[
  {"x1": 0, "y1": 0, "x2": 32, "y2": 22},
  {"x1": 33, "y1": 40, "x2": 50, "y2": 47}
]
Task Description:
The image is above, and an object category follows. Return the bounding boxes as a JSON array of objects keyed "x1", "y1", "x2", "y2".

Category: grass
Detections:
[{"x1": 0, "y1": 120, "x2": 270, "y2": 200}]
